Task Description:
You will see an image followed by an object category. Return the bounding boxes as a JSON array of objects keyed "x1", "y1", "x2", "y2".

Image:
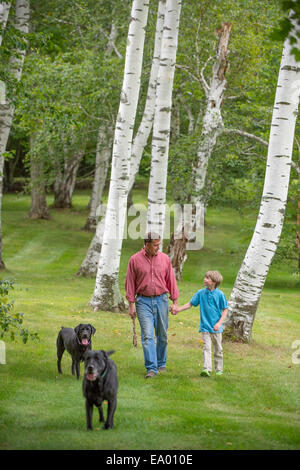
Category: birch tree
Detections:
[
  {"x1": 84, "y1": 125, "x2": 112, "y2": 231},
  {"x1": 147, "y1": 0, "x2": 182, "y2": 239},
  {"x1": 0, "y1": 2, "x2": 11, "y2": 47},
  {"x1": 53, "y1": 146, "x2": 86, "y2": 209},
  {"x1": 0, "y1": 0, "x2": 29, "y2": 267},
  {"x1": 28, "y1": 134, "x2": 49, "y2": 220},
  {"x1": 223, "y1": 12, "x2": 300, "y2": 343},
  {"x1": 128, "y1": 0, "x2": 166, "y2": 194},
  {"x1": 84, "y1": 22, "x2": 121, "y2": 232},
  {"x1": 89, "y1": 0, "x2": 149, "y2": 312},
  {"x1": 77, "y1": 0, "x2": 165, "y2": 275},
  {"x1": 168, "y1": 22, "x2": 231, "y2": 278}
]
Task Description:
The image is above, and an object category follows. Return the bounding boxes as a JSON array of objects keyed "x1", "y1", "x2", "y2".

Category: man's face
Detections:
[{"x1": 145, "y1": 239, "x2": 161, "y2": 257}]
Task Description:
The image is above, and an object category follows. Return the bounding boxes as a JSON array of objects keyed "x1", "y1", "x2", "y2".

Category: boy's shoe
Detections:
[
  {"x1": 215, "y1": 371, "x2": 223, "y2": 376},
  {"x1": 200, "y1": 369, "x2": 210, "y2": 377},
  {"x1": 158, "y1": 367, "x2": 167, "y2": 373}
]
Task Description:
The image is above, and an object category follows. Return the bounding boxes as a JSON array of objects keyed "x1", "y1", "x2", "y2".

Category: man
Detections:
[{"x1": 125, "y1": 232, "x2": 179, "y2": 378}]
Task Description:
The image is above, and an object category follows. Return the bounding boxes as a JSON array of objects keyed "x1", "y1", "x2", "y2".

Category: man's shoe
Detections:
[
  {"x1": 216, "y1": 371, "x2": 223, "y2": 376},
  {"x1": 145, "y1": 370, "x2": 156, "y2": 378},
  {"x1": 158, "y1": 367, "x2": 167, "y2": 373},
  {"x1": 200, "y1": 369, "x2": 210, "y2": 377}
]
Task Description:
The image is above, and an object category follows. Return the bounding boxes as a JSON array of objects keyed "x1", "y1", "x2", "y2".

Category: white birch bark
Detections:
[
  {"x1": 84, "y1": 21, "x2": 120, "y2": 232},
  {"x1": 168, "y1": 23, "x2": 231, "y2": 277},
  {"x1": 188, "y1": 22, "x2": 231, "y2": 246},
  {"x1": 84, "y1": 125, "x2": 112, "y2": 231},
  {"x1": 90, "y1": 0, "x2": 149, "y2": 311},
  {"x1": 0, "y1": 2, "x2": 11, "y2": 47},
  {"x1": 77, "y1": 211, "x2": 106, "y2": 277},
  {"x1": 77, "y1": 0, "x2": 164, "y2": 276},
  {"x1": 223, "y1": 14, "x2": 300, "y2": 342},
  {"x1": 0, "y1": 0, "x2": 29, "y2": 267},
  {"x1": 128, "y1": 0, "x2": 166, "y2": 194},
  {"x1": 147, "y1": 0, "x2": 182, "y2": 239}
]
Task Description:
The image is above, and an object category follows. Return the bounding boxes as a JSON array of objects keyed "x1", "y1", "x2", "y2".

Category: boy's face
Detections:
[{"x1": 203, "y1": 276, "x2": 216, "y2": 290}]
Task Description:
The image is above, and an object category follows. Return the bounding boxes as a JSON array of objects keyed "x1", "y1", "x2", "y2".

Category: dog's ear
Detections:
[
  {"x1": 89, "y1": 324, "x2": 96, "y2": 336},
  {"x1": 100, "y1": 350, "x2": 108, "y2": 363},
  {"x1": 83, "y1": 350, "x2": 90, "y2": 361},
  {"x1": 74, "y1": 324, "x2": 82, "y2": 335}
]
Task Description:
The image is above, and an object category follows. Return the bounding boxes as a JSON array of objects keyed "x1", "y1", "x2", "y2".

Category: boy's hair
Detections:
[{"x1": 205, "y1": 270, "x2": 223, "y2": 287}]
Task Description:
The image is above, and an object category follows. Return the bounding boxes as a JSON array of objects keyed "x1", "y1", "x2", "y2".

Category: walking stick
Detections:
[{"x1": 132, "y1": 316, "x2": 137, "y2": 348}]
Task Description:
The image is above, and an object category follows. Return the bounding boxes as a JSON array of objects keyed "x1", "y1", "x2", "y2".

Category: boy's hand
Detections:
[{"x1": 213, "y1": 321, "x2": 221, "y2": 331}]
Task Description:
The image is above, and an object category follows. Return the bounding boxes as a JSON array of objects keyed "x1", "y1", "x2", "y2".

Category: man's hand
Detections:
[
  {"x1": 128, "y1": 301, "x2": 136, "y2": 319},
  {"x1": 213, "y1": 321, "x2": 221, "y2": 331},
  {"x1": 170, "y1": 299, "x2": 179, "y2": 315}
]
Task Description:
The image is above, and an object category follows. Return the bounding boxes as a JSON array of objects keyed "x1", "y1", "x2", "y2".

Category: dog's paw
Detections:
[{"x1": 103, "y1": 423, "x2": 113, "y2": 430}]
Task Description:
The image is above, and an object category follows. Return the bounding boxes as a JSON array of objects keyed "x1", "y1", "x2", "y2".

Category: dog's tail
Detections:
[{"x1": 106, "y1": 349, "x2": 115, "y2": 356}]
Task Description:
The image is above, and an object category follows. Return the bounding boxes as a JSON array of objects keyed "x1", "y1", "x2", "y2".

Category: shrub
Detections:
[{"x1": 0, "y1": 279, "x2": 39, "y2": 343}]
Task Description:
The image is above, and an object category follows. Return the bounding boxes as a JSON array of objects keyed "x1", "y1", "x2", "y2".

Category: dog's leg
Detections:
[
  {"x1": 75, "y1": 361, "x2": 80, "y2": 379},
  {"x1": 56, "y1": 334, "x2": 65, "y2": 374},
  {"x1": 86, "y1": 400, "x2": 93, "y2": 430},
  {"x1": 71, "y1": 360, "x2": 75, "y2": 376},
  {"x1": 98, "y1": 403, "x2": 105, "y2": 423},
  {"x1": 104, "y1": 398, "x2": 117, "y2": 430}
]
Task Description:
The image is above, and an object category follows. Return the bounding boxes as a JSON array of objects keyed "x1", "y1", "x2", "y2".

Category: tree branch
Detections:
[{"x1": 222, "y1": 127, "x2": 300, "y2": 174}]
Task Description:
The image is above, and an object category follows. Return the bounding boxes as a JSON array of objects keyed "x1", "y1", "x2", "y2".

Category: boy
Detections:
[{"x1": 172, "y1": 271, "x2": 228, "y2": 377}]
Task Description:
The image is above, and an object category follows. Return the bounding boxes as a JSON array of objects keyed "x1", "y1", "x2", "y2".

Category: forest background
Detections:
[{"x1": 0, "y1": 0, "x2": 299, "y2": 451}]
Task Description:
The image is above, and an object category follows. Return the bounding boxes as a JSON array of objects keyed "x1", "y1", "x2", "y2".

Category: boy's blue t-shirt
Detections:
[{"x1": 190, "y1": 288, "x2": 228, "y2": 333}]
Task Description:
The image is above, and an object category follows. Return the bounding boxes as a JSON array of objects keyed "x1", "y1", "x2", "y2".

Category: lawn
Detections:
[{"x1": 0, "y1": 190, "x2": 299, "y2": 450}]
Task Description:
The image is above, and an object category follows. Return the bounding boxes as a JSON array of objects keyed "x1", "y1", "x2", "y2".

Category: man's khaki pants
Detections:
[{"x1": 202, "y1": 332, "x2": 223, "y2": 372}]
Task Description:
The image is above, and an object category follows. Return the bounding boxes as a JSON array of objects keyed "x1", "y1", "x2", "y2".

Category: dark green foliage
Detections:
[
  {"x1": 270, "y1": 0, "x2": 300, "y2": 61},
  {"x1": 0, "y1": 279, "x2": 39, "y2": 343}
]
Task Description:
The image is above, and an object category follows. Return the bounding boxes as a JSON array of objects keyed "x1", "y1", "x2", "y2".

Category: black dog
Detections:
[
  {"x1": 56, "y1": 324, "x2": 96, "y2": 379},
  {"x1": 82, "y1": 350, "x2": 118, "y2": 430}
]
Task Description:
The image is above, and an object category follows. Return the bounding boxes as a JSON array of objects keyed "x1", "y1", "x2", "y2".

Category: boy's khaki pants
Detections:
[{"x1": 202, "y1": 332, "x2": 223, "y2": 372}]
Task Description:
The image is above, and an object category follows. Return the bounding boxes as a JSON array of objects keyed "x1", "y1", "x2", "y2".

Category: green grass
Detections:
[{"x1": 0, "y1": 190, "x2": 299, "y2": 450}]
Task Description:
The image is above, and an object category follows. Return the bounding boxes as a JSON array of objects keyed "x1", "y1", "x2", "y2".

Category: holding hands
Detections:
[{"x1": 170, "y1": 304, "x2": 179, "y2": 315}]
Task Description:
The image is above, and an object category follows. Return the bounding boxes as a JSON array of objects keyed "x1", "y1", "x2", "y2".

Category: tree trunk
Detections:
[
  {"x1": 77, "y1": 0, "x2": 164, "y2": 277},
  {"x1": 84, "y1": 125, "x2": 112, "y2": 231},
  {"x1": 298, "y1": 147, "x2": 300, "y2": 269},
  {"x1": 223, "y1": 14, "x2": 300, "y2": 343},
  {"x1": 89, "y1": 0, "x2": 149, "y2": 312},
  {"x1": 0, "y1": 2, "x2": 11, "y2": 47},
  {"x1": 53, "y1": 148, "x2": 85, "y2": 208},
  {"x1": 0, "y1": 0, "x2": 29, "y2": 268},
  {"x1": 28, "y1": 135, "x2": 49, "y2": 219},
  {"x1": 168, "y1": 23, "x2": 231, "y2": 272},
  {"x1": 166, "y1": 228, "x2": 187, "y2": 281},
  {"x1": 84, "y1": 20, "x2": 121, "y2": 232},
  {"x1": 127, "y1": 0, "x2": 166, "y2": 194},
  {"x1": 147, "y1": 0, "x2": 182, "y2": 239},
  {"x1": 77, "y1": 213, "x2": 106, "y2": 277}
]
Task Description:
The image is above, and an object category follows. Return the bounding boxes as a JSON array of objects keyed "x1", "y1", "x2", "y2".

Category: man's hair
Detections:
[
  {"x1": 205, "y1": 270, "x2": 223, "y2": 287},
  {"x1": 144, "y1": 231, "x2": 161, "y2": 245}
]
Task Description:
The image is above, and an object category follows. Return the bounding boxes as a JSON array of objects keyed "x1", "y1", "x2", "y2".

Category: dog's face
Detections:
[
  {"x1": 84, "y1": 350, "x2": 107, "y2": 382},
  {"x1": 74, "y1": 324, "x2": 96, "y2": 347}
]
